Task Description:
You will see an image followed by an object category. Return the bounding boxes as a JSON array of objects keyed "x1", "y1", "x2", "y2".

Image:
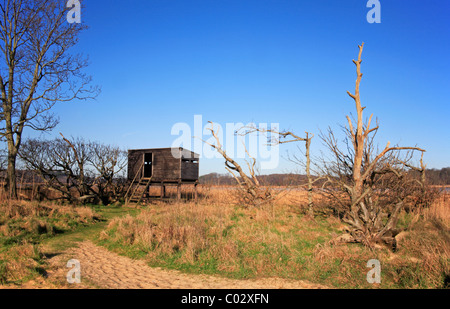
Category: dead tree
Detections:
[
  {"x1": 239, "y1": 125, "x2": 318, "y2": 216},
  {"x1": 200, "y1": 121, "x2": 273, "y2": 207},
  {"x1": 0, "y1": 0, "x2": 99, "y2": 198},
  {"x1": 321, "y1": 43, "x2": 427, "y2": 248}
]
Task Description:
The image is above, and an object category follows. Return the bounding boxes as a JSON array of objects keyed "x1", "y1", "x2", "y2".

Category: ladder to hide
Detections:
[{"x1": 125, "y1": 161, "x2": 152, "y2": 205}]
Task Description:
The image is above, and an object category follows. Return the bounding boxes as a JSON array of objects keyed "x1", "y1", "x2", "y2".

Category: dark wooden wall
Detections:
[
  {"x1": 127, "y1": 150, "x2": 143, "y2": 180},
  {"x1": 179, "y1": 148, "x2": 199, "y2": 181},
  {"x1": 128, "y1": 148, "x2": 199, "y2": 182},
  {"x1": 181, "y1": 159, "x2": 199, "y2": 181}
]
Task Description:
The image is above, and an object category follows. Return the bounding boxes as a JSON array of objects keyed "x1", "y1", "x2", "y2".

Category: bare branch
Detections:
[{"x1": 199, "y1": 121, "x2": 273, "y2": 207}]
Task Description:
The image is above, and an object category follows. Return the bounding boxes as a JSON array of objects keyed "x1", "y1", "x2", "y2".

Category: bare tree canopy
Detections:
[
  {"x1": 19, "y1": 135, "x2": 127, "y2": 204},
  {"x1": 0, "y1": 0, "x2": 99, "y2": 197}
]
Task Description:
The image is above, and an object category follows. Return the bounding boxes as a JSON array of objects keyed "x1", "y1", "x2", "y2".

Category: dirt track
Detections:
[{"x1": 43, "y1": 241, "x2": 327, "y2": 289}]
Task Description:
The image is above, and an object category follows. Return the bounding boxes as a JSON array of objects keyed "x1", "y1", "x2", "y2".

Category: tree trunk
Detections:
[
  {"x1": 6, "y1": 150, "x2": 17, "y2": 199},
  {"x1": 0, "y1": 1, "x2": 98, "y2": 202},
  {"x1": 305, "y1": 134, "x2": 314, "y2": 216}
]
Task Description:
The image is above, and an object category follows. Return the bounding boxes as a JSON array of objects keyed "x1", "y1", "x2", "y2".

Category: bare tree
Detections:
[
  {"x1": 239, "y1": 125, "x2": 319, "y2": 216},
  {"x1": 88, "y1": 141, "x2": 128, "y2": 204},
  {"x1": 59, "y1": 133, "x2": 91, "y2": 200},
  {"x1": 200, "y1": 121, "x2": 273, "y2": 207},
  {"x1": 320, "y1": 43, "x2": 427, "y2": 248},
  {"x1": 18, "y1": 137, "x2": 85, "y2": 202},
  {"x1": 0, "y1": 0, "x2": 99, "y2": 198},
  {"x1": 19, "y1": 135, "x2": 126, "y2": 204}
]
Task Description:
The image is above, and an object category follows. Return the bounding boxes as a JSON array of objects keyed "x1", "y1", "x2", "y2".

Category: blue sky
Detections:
[{"x1": 31, "y1": 0, "x2": 450, "y2": 175}]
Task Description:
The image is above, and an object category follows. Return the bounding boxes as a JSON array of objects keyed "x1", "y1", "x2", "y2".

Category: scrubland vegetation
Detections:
[
  {"x1": 97, "y1": 187, "x2": 450, "y2": 289},
  {"x1": 0, "y1": 181, "x2": 448, "y2": 288},
  {"x1": 0, "y1": 197, "x2": 100, "y2": 285}
]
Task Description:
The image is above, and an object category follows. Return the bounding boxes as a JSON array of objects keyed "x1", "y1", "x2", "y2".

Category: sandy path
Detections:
[{"x1": 44, "y1": 241, "x2": 327, "y2": 289}]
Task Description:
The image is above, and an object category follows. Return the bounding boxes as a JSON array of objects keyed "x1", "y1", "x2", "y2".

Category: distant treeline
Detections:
[
  {"x1": 4, "y1": 167, "x2": 449, "y2": 187},
  {"x1": 425, "y1": 167, "x2": 450, "y2": 185},
  {"x1": 199, "y1": 167, "x2": 450, "y2": 186},
  {"x1": 199, "y1": 173, "x2": 311, "y2": 186}
]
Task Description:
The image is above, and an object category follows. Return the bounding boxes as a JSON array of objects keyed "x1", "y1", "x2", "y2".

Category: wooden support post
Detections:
[
  {"x1": 145, "y1": 183, "x2": 151, "y2": 198},
  {"x1": 160, "y1": 182, "x2": 165, "y2": 199},
  {"x1": 177, "y1": 181, "x2": 181, "y2": 200},
  {"x1": 194, "y1": 182, "x2": 198, "y2": 202}
]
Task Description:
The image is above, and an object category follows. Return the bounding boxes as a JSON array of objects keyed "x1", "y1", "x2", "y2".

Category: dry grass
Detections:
[
  {"x1": 1, "y1": 185, "x2": 448, "y2": 288},
  {"x1": 422, "y1": 193, "x2": 450, "y2": 227},
  {"x1": 100, "y1": 186, "x2": 450, "y2": 288},
  {"x1": 102, "y1": 199, "x2": 337, "y2": 277},
  {"x1": 0, "y1": 242, "x2": 44, "y2": 285},
  {"x1": 0, "y1": 200, "x2": 100, "y2": 285},
  {"x1": 101, "y1": 195, "x2": 349, "y2": 283},
  {"x1": 196, "y1": 185, "x2": 326, "y2": 210},
  {"x1": 0, "y1": 201, "x2": 98, "y2": 239},
  {"x1": 104, "y1": 202, "x2": 234, "y2": 265}
]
